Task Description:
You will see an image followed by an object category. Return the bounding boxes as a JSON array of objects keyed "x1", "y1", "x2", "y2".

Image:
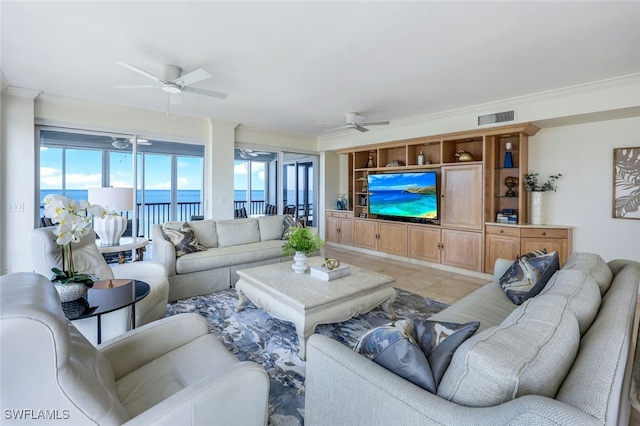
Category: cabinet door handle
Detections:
[
  {"x1": 542, "y1": 232, "x2": 547, "y2": 236},
  {"x1": 500, "y1": 230, "x2": 504, "y2": 234}
]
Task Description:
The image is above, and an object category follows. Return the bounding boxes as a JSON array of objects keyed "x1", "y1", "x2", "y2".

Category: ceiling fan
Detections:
[
  {"x1": 324, "y1": 112, "x2": 390, "y2": 133},
  {"x1": 238, "y1": 148, "x2": 272, "y2": 159},
  {"x1": 114, "y1": 63, "x2": 228, "y2": 104},
  {"x1": 111, "y1": 137, "x2": 152, "y2": 149}
]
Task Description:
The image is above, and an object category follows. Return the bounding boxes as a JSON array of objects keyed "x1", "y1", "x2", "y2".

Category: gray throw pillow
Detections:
[
  {"x1": 282, "y1": 214, "x2": 300, "y2": 239},
  {"x1": 354, "y1": 319, "x2": 479, "y2": 393},
  {"x1": 161, "y1": 222, "x2": 207, "y2": 257},
  {"x1": 499, "y1": 250, "x2": 559, "y2": 304}
]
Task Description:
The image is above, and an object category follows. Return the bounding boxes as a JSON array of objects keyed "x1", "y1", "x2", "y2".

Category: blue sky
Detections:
[
  {"x1": 40, "y1": 147, "x2": 204, "y2": 190},
  {"x1": 40, "y1": 147, "x2": 267, "y2": 191}
]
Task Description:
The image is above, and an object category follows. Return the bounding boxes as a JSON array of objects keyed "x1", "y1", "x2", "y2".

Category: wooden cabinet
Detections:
[
  {"x1": 354, "y1": 219, "x2": 407, "y2": 256},
  {"x1": 441, "y1": 229, "x2": 483, "y2": 271},
  {"x1": 408, "y1": 225, "x2": 441, "y2": 263},
  {"x1": 335, "y1": 123, "x2": 549, "y2": 274},
  {"x1": 520, "y1": 228, "x2": 572, "y2": 265},
  {"x1": 325, "y1": 210, "x2": 354, "y2": 245},
  {"x1": 440, "y1": 164, "x2": 484, "y2": 230},
  {"x1": 378, "y1": 222, "x2": 407, "y2": 256},
  {"x1": 485, "y1": 225, "x2": 521, "y2": 272},
  {"x1": 354, "y1": 219, "x2": 378, "y2": 250},
  {"x1": 484, "y1": 224, "x2": 573, "y2": 273},
  {"x1": 408, "y1": 225, "x2": 482, "y2": 271}
]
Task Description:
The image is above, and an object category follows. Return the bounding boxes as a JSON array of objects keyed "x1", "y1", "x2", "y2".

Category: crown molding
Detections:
[{"x1": 3, "y1": 86, "x2": 41, "y2": 99}]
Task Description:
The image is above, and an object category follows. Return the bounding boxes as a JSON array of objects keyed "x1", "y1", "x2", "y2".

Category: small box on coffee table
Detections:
[{"x1": 309, "y1": 263, "x2": 352, "y2": 281}]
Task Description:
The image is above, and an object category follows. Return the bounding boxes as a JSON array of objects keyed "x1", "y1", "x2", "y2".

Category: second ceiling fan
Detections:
[
  {"x1": 325, "y1": 112, "x2": 390, "y2": 133},
  {"x1": 115, "y1": 63, "x2": 228, "y2": 104}
]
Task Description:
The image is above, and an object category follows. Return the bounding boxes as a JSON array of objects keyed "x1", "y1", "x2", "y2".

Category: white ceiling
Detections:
[{"x1": 2, "y1": 1, "x2": 639, "y2": 137}]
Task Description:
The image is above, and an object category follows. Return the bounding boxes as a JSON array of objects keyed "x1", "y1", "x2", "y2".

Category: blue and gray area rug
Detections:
[{"x1": 166, "y1": 288, "x2": 448, "y2": 426}]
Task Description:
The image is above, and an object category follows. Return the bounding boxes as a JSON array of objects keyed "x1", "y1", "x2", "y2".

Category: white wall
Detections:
[{"x1": 529, "y1": 117, "x2": 640, "y2": 261}]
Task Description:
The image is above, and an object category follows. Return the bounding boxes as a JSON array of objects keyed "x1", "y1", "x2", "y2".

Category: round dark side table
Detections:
[{"x1": 62, "y1": 279, "x2": 150, "y2": 344}]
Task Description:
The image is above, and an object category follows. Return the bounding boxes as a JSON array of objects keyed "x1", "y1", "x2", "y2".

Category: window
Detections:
[
  {"x1": 234, "y1": 147, "x2": 318, "y2": 224},
  {"x1": 38, "y1": 128, "x2": 204, "y2": 237}
]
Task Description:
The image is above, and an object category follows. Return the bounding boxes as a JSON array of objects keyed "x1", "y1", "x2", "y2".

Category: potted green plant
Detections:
[
  {"x1": 523, "y1": 172, "x2": 562, "y2": 225},
  {"x1": 42, "y1": 194, "x2": 106, "y2": 301},
  {"x1": 282, "y1": 227, "x2": 324, "y2": 273}
]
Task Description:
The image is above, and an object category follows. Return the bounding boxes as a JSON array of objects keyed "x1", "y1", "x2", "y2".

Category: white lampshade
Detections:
[
  {"x1": 88, "y1": 187, "x2": 134, "y2": 213},
  {"x1": 88, "y1": 187, "x2": 134, "y2": 246}
]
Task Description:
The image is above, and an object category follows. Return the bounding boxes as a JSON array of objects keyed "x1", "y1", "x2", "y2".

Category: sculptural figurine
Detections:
[
  {"x1": 455, "y1": 150, "x2": 474, "y2": 162},
  {"x1": 505, "y1": 176, "x2": 518, "y2": 197}
]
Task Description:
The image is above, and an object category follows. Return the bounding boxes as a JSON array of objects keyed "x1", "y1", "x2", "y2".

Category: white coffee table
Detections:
[{"x1": 235, "y1": 257, "x2": 396, "y2": 359}]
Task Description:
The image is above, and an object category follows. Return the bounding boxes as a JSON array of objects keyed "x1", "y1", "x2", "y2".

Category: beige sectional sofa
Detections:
[
  {"x1": 152, "y1": 215, "x2": 292, "y2": 301},
  {"x1": 306, "y1": 253, "x2": 640, "y2": 425}
]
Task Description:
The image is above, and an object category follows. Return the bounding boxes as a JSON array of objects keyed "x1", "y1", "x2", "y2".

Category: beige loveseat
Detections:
[
  {"x1": 153, "y1": 215, "x2": 293, "y2": 302},
  {"x1": 306, "y1": 253, "x2": 640, "y2": 425}
]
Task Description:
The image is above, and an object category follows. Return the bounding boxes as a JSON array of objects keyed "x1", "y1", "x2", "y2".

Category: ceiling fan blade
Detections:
[
  {"x1": 174, "y1": 68, "x2": 212, "y2": 86},
  {"x1": 182, "y1": 86, "x2": 228, "y2": 99},
  {"x1": 354, "y1": 125, "x2": 369, "y2": 133},
  {"x1": 113, "y1": 85, "x2": 158, "y2": 89},
  {"x1": 169, "y1": 92, "x2": 183, "y2": 105},
  {"x1": 118, "y1": 62, "x2": 165, "y2": 84},
  {"x1": 362, "y1": 121, "x2": 390, "y2": 126},
  {"x1": 325, "y1": 125, "x2": 347, "y2": 132}
]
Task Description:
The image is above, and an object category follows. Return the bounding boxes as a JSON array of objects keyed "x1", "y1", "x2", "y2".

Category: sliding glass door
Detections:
[{"x1": 38, "y1": 128, "x2": 204, "y2": 238}]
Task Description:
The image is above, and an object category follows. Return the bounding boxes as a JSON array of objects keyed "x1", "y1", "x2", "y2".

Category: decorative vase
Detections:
[
  {"x1": 529, "y1": 191, "x2": 546, "y2": 225},
  {"x1": 292, "y1": 251, "x2": 308, "y2": 274},
  {"x1": 54, "y1": 282, "x2": 88, "y2": 303}
]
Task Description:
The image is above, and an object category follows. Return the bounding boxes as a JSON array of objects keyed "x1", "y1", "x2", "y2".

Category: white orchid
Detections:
[{"x1": 43, "y1": 194, "x2": 105, "y2": 283}]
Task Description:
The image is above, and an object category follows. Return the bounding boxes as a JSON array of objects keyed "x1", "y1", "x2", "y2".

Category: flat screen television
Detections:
[{"x1": 367, "y1": 171, "x2": 438, "y2": 220}]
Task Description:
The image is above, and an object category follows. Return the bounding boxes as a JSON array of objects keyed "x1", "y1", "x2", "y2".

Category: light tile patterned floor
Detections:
[{"x1": 321, "y1": 245, "x2": 487, "y2": 304}]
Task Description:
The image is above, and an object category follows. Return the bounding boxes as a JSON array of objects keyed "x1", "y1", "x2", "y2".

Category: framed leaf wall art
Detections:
[{"x1": 613, "y1": 147, "x2": 640, "y2": 219}]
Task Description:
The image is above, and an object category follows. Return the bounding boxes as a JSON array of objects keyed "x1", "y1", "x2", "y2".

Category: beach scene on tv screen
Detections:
[{"x1": 368, "y1": 172, "x2": 437, "y2": 219}]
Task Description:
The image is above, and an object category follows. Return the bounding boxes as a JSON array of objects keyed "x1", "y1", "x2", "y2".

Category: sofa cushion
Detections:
[
  {"x1": 429, "y1": 282, "x2": 517, "y2": 332},
  {"x1": 257, "y1": 215, "x2": 286, "y2": 241},
  {"x1": 161, "y1": 223, "x2": 207, "y2": 258},
  {"x1": 354, "y1": 319, "x2": 479, "y2": 393},
  {"x1": 437, "y1": 295, "x2": 580, "y2": 407},
  {"x1": 187, "y1": 220, "x2": 218, "y2": 248},
  {"x1": 562, "y1": 252, "x2": 613, "y2": 295},
  {"x1": 216, "y1": 219, "x2": 261, "y2": 247},
  {"x1": 499, "y1": 250, "x2": 559, "y2": 304},
  {"x1": 175, "y1": 240, "x2": 285, "y2": 274},
  {"x1": 538, "y1": 270, "x2": 601, "y2": 335}
]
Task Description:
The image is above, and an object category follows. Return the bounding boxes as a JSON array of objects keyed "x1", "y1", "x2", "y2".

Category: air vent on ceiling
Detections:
[{"x1": 477, "y1": 110, "x2": 515, "y2": 126}]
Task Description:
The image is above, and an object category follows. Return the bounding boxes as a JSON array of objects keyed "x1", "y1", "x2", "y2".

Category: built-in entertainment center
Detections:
[{"x1": 326, "y1": 122, "x2": 573, "y2": 274}]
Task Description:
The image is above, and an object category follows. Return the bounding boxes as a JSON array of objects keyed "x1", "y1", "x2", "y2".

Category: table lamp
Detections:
[{"x1": 88, "y1": 187, "x2": 134, "y2": 246}]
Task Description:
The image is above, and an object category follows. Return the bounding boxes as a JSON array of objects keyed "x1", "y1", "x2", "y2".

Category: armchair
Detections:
[
  {"x1": 28, "y1": 227, "x2": 169, "y2": 342},
  {"x1": 0, "y1": 272, "x2": 270, "y2": 425}
]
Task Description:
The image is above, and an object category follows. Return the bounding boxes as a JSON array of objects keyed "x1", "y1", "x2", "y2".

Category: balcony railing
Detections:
[{"x1": 40, "y1": 200, "x2": 313, "y2": 239}]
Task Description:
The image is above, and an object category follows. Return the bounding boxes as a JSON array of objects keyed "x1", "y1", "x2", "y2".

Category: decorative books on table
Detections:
[{"x1": 309, "y1": 263, "x2": 352, "y2": 281}]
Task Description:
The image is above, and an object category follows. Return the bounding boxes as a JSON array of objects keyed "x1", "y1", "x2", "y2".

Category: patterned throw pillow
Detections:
[
  {"x1": 354, "y1": 319, "x2": 479, "y2": 393},
  {"x1": 161, "y1": 222, "x2": 207, "y2": 257},
  {"x1": 499, "y1": 250, "x2": 560, "y2": 305},
  {"x1": 281, "y1": 214, "x2": 301, "y2": 239}
]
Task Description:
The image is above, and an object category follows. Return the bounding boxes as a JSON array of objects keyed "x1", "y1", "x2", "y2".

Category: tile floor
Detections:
[{"x1": 321, "y1": 245, "x2": 488, "y2": 304}]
